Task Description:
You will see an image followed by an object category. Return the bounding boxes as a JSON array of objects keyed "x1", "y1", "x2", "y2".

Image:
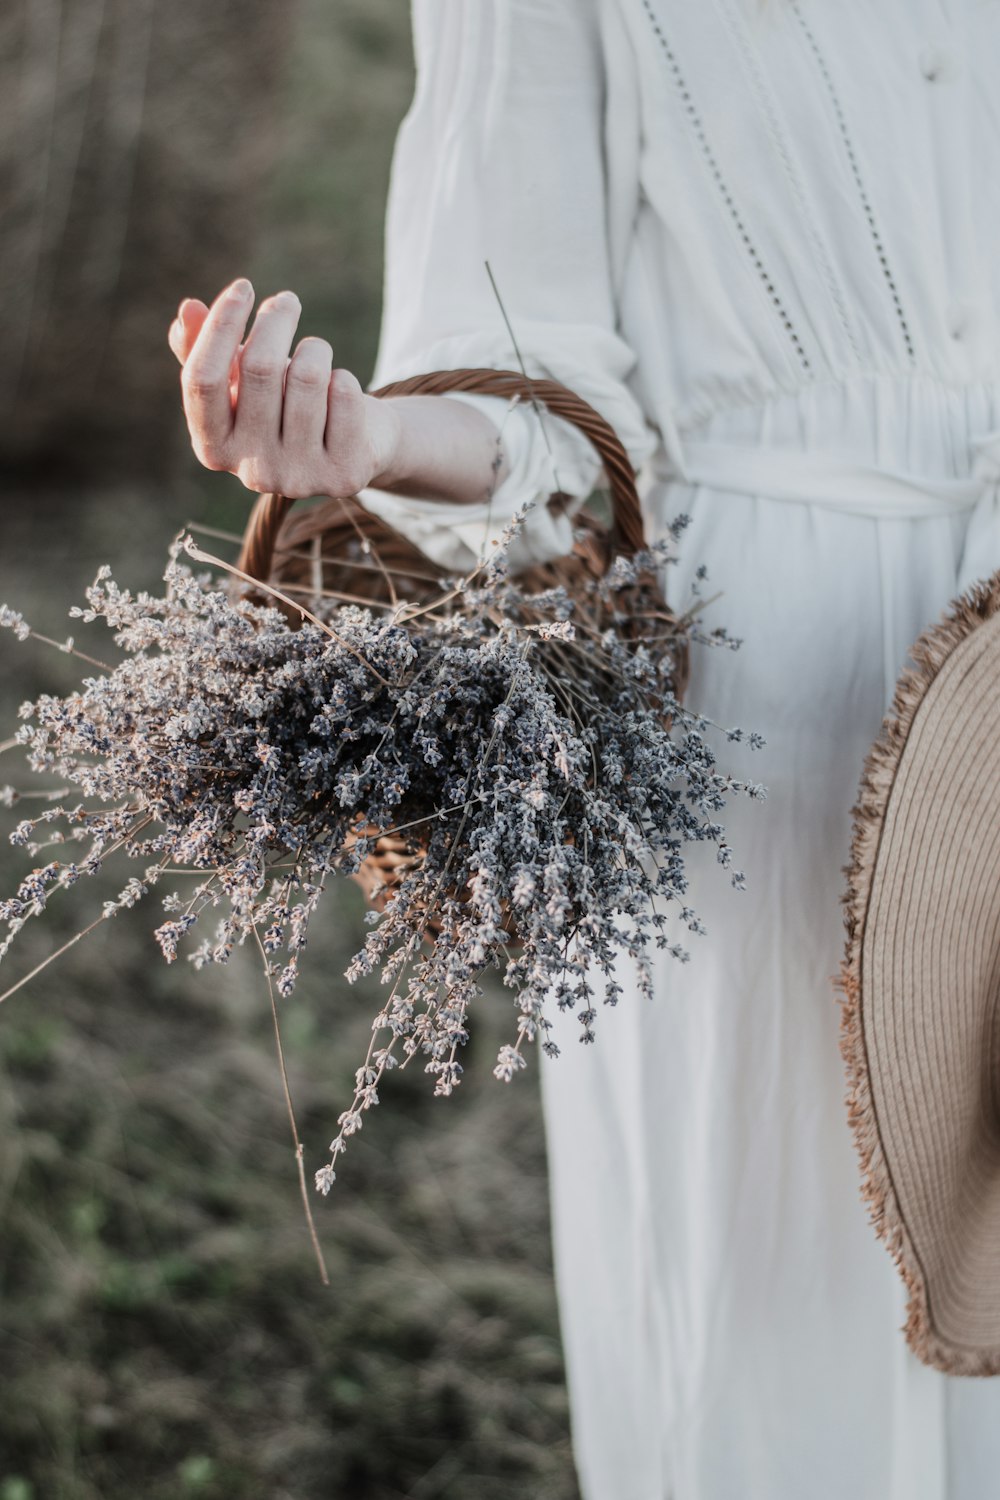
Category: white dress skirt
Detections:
[{"x1": 356, "y1": 2, "x2": 1000, "y2": 1495}]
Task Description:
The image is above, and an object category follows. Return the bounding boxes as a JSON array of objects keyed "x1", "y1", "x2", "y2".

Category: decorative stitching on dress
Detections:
[
  {"x1": 789, "y1": 0, "x2": 918, "y2": 366},
  {"x1": 638, "y1": 0, "x2": 813, "y2": 375},
  {"x1": 713, "y1": 0, "x2": 864, "y2": 367}
]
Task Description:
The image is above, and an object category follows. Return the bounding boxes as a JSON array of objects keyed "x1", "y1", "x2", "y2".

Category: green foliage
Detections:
[{"x1": 0, "y1": 1480, "x2": 34, "y2": 1500}]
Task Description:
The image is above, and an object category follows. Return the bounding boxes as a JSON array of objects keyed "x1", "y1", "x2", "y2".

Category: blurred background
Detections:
[{"x1": 0, "y1": 2, "x2": 579, "y2": 1495}]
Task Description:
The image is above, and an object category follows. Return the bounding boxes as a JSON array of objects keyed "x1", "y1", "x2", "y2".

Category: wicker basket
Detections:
[{"x1": 236, "y1": 366, "x2": 689, "y2": 918}]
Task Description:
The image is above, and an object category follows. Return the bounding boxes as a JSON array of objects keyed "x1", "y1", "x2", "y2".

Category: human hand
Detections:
[{"x1": 167, "y1": 279, "x2": 401, "y2": 500}]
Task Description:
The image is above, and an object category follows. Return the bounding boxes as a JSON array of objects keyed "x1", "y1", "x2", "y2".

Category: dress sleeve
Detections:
[{"x1": 355, "y1": 0, "x2": 657, "y2": 574}]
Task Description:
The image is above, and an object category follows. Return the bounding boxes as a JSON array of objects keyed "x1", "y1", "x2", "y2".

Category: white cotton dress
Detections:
[{"x1": 356, "y1": 3, "x2": 1000, "y2": 1496}]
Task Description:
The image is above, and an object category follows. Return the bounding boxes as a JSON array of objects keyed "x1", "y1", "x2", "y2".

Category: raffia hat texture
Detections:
[{"x1": 838, "y1": 566, "x2": 1000, "y2": 1377}]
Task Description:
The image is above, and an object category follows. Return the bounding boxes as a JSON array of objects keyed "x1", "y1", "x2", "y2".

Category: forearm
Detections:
[{"x1": 365, "y1": 393, "x2": 512, "y2": 506}]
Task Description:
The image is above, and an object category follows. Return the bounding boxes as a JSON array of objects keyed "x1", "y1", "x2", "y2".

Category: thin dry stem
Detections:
[
  {"x1": 27, "y1": 631, "x2": 113, "y2": 673},
  {"x1": 252, "y1": 921, "x2": 330, "y2": 1287}
]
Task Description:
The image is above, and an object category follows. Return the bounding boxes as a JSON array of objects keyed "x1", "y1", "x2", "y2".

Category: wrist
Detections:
[
  {"x1": 365, "y1": 394, "x2": 405, "y2": 489},
  {"x1": 358, "y1": 390, "x2": 512, "y2": 505}
]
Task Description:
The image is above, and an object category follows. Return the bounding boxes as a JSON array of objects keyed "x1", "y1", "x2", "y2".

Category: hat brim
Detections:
[{"x1": 839, "y1": 568, "x2": 1000, "y2": 1377}]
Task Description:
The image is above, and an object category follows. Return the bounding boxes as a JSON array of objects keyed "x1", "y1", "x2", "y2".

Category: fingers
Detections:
[
  {"x1": 174, "y1": 282, "x2": 363, "y2": 500},
  {"x1": 282, "y1": 337, "x2": 334, "y2": 452},
  {"x1": 180, "y1": 279, "x2": 254, "y2": 467},
  {"x1": 234, "y1": 290, "x2": 302, "y2": 441}
]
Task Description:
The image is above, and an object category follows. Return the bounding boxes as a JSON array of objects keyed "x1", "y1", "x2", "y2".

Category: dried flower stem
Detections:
[
  {"x1": 24, "y1": 631, "x2": 114, "y2": 672},
  {"x1": 0, "y1": 909, "x2": 113, "y2": 1006},
  {"x1": 252, "y1": 920, "x2": 330, "y2": 1286}
]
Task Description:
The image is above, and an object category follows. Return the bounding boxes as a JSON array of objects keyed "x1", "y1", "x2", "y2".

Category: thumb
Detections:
[
  {"x1": 168, "y1": 298, "x2": 210, "y2": 365},
  {"x1": 169, "y1": 297, "x2": 242, "y2": 397}
]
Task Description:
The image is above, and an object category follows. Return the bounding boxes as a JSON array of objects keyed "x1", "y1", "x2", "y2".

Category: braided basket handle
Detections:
[{"x1": 237, "y1": 366, "x2": 646, "y2": 585}]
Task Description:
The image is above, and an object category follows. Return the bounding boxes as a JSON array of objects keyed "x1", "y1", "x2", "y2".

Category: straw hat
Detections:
[{"x1": 838, "y1": 567, "x2": 1000, "y2": 1377}]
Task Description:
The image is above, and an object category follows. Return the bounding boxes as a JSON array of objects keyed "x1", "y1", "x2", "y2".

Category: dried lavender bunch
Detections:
[{"x1": 0, "y1": 517, "x2": 764, "y2": 1195}]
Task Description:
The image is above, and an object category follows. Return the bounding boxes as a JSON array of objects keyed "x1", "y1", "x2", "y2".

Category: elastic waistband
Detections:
[{"x1": 665, "y1": 428, "x2": 1000, "y2": 519}]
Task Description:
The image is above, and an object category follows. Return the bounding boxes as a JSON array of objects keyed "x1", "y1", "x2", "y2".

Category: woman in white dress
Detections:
[{"x1": 169, "y1": 2, "x2": 1000, "y2": 1494}]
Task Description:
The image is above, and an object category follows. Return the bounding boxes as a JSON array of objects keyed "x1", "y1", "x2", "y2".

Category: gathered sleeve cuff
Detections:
[{"x1": 355, "y1": 390, "x2": 593, "y2": 574}]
